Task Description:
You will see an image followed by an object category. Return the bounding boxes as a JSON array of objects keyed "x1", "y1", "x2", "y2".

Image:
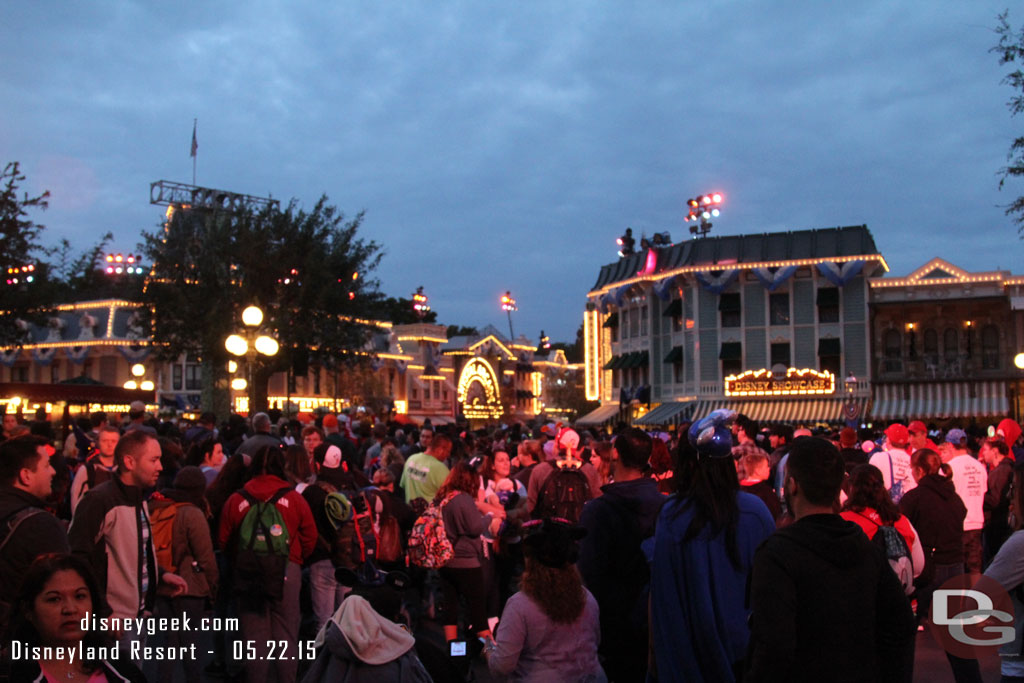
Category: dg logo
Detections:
[{"x1": 929, "y1": 574, "x2": 1015, "y2": 659}]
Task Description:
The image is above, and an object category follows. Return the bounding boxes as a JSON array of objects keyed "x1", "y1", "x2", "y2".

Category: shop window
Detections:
[
  {"x1": 720, "y1": 342, "x2": 742, "y2": 377},
  {"x1": 818, "y1": 338, "x2": 841, "y2": 377},
  {"x1": 172, "y1": 365, "x2": 183, "y2": 391},
  {"x1": 923, "y1": 328, "x2": 939, "y2": 363},
  {"x1": 769, "y1": 293, "x2": 790, "y2": 326}
]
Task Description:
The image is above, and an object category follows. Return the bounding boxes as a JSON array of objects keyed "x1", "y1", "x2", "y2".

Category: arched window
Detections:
[
  {"x1": 883, "y1": 329, "x2": 902, "y2": 372},
  {"x1": 981, "y1": 325, "x2": 1000, "y2": 370},
  {"x1": 943, "y1": 328, "x2": 958, "y2": 362},
  {"x1": 923, "y1": 328, "x2": 938, "y2": 360}
]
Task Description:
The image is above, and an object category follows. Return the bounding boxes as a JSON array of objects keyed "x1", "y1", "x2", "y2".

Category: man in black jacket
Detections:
[
  {"x1": 578, "y1": 428, "x2": 666, "y2": 683},
  {"x1": 0, "y1": 435, "x2": 70, "y2": 622},
  {"x1": 747, "y1": 437, "x2": 915, "y2": 683}
]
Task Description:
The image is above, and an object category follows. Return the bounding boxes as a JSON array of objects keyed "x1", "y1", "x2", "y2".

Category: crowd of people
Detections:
[{"x1": 0, "y1": 400, "x2": 1023, "y2": 682}]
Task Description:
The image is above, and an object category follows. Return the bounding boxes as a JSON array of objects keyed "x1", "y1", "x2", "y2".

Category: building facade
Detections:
[{"x1": 580, "y1": 226, "x2": 883, "y2": 430}]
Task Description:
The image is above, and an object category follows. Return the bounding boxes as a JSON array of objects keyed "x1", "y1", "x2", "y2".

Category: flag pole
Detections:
[{"x1": 191, "y1": 118, "x2": 198, "y2": 185}]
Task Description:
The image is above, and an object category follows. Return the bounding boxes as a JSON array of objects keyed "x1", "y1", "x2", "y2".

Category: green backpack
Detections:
[{"x1": 232, "y1": 487, "x2": 292, "y2": 602}]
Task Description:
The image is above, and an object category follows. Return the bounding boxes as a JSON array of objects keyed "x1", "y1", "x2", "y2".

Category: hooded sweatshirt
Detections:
[
  {"x1": 746, "y1": 514, "x2": 915, "y2": 683},
  {"x1": 898, "y1": 473, "x2": 966, "y2": 566},
  {"x1": 218, "y1": 474, "x2": 317, "y2": 566}
]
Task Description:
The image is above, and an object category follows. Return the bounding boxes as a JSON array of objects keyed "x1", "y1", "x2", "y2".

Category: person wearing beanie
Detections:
[
  {"x1": 868, "y1": 424, "x2": 917, "y2": 502},
  {"x1": 838, "y1": 426, "x2": 867, "y2": 474},
  {"x1": 150, "y1": 465, "x2": 218, "y2": 682},
  {"x1": 486, "y1": 518, "x2": 606, "y2": 682}
]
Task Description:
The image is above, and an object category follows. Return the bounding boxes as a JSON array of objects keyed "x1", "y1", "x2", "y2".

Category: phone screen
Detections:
[{"x1": 450, "y1": 641, "x2": 467, "y2": 657}]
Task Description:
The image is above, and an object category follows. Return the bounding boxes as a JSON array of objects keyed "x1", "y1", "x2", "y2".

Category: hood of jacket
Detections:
[
  {"x1": 916, "y1": 473, "x2": 958, "y2": 501},
  {"x1": 773, "y1": 513, "x2": 868, "y2": 568},
  {"x1": 599, "y1": 478, "x2": 665, "y2": 528},
  {"x1": 316, "y1": 595, "x2": 415, "y2": 665},
  {"x1": 243, "y1": 474, "x2": 294, "y2": 501}
]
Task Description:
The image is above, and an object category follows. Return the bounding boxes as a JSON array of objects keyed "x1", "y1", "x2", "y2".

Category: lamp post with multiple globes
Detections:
[{"x1": 224, "y1": 305, "x2": 279, "y2": 415}]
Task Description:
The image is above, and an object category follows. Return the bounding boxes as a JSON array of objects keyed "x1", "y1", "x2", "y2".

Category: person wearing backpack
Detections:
[
  {"x1": 869, "y1": 423, "x2": 917, "y2": 504},
  {"x1": 527, "y1": 428, "x2": 599, "y2": 522},
  {"x1": 302, "y1": 442, "x2": 373, "y2": 631},
  {"x1": 218, "y1": 444, "x2": 316, "y2": 683},
  {"x1": 68, "y1": 424, "x2": 120, "y2": 514},
  {"x1": 578, "y1": 427, "x2": 665, "y2": 683},
  {"x1": 149, "y1": 465, "x2": 218, "y2": 683},
  {"x1": 840, "y1": 464, "x2": 925, "y2": 591}
]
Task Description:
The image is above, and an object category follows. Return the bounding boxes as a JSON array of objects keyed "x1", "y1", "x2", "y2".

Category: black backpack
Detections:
[
  {"x1": 534, "y1": 465, "x2": 591, "y2": 523},
  {"x1": 317, "y1": 481, "x2": 380, "y2": 570}
]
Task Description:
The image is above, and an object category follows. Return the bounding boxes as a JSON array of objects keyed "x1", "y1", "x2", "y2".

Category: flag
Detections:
[{"x1": 190, "y1": 121, "x2": 198, "y2": 158}]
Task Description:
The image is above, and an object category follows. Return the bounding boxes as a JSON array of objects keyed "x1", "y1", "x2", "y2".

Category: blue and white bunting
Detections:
[
  {"x1": 695, "y1": 269, "x2": 739, "y2": 294},
  {"x1": 752, "y1": 265, "x2": 798, "y2": 292},
  {"x1": 816, "y1": 260, "x2": 864, "y2": 287}
]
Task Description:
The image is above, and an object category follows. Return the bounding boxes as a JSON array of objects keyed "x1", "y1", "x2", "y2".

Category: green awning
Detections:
[
  {"x1": 603, "y1": 312, "x2": 620, "y2": 328},
  {"x1": 663, "y1": 346, "x2": 683, "y2": 364},
  {"x1": 662, "y1": 299, "x2": 682, "y2": 317},
  {"x1": 603, "y1": 355, "x2": 621, "y2": 370},
  {"x1": 818, "y1": 338, "x2": 841, "y2": 356}
]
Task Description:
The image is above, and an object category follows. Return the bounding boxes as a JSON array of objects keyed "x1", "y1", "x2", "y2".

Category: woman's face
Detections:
[
  {"x1": 208, "y1": 443, "x2": 224, "y2": 467},
  {"x1": 493, "y1": 451, "x2": 511, "y2": 479},
  {"x1": 303, "y1": 431, "x2": 323, "y2": 456},
  {"x1": 30, "y1": 570, "x2": 91, "y2": 646}
]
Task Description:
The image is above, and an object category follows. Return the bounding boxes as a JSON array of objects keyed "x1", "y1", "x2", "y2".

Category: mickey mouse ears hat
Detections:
[{"x1": 522, "y1": 517, "x2": 587, "y2": 568}]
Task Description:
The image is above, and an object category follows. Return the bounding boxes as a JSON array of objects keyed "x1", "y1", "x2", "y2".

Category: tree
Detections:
[
  {"x1": 446, "y1": 325, "x2": 479, "y2": 338},
  {"x1": 0, "y1": 162, "x2": 55, "y2": 345},
  {"x1": 139, "y1": 196, "x2": 384, "y2": 416},
  {"x1": 378, "y1": 295, "x2": 438, "y2": 324},
  {"x1": 993, "y1": 11, "x2": 1024, "y2": 236},
  {"x1": 52, "y1": 232, "x2": 138, "y2": 302}
]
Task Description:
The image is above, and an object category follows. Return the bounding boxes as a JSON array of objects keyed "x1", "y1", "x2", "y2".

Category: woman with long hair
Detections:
[
  {"x1": 648, "y1": 411, "x2": 775, "y2": 683},
  {"x1": 283, "y1": 443, "x2": 313, "y2": 491},
  {"x1": 4, "y1": 553, "x2": 145, "y2": 682},
  {"x1": 185, "y1": 436, "x2": 226, "y2": 486},
  {"x1": 436, "y1": 458, "x2": 502, "y2": 644},
  {"x1": 841, "y1": 464, "x2": 925, "y2": 579},
  {"x1": 486, "y1": 518, "x2": 605, "y2": 682}
]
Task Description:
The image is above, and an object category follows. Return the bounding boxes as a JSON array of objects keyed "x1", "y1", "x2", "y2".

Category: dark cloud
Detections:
[{"x1": 1, "y1": 2, "x2": 1020, "y2": 341}]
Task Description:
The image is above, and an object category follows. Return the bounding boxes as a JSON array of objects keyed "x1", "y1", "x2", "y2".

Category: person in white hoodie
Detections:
[{"x1": 868, "y1": 423, "x2": 916, "y2": 503}]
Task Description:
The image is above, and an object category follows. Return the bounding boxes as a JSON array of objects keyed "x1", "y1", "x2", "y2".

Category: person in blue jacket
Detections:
[{"x1": 646, "y1": 410, "x2": 775, "y2": 683}]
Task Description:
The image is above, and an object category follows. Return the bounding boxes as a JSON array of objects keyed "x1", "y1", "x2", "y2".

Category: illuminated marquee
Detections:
[
  {"x1": 583, "y1": 308, "x2": 601, "y2": 401},
  {"x1": 457, "y1": 358, "x2": 504, "y2": 419},
  {"x1": 724, "y1": 368, "x2": 835, "y2": 397}
]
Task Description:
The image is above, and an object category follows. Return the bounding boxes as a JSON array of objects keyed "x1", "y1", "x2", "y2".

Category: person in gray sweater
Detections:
[{"x1": 438, "y1": 458, "x2": 502, "y2": 642}]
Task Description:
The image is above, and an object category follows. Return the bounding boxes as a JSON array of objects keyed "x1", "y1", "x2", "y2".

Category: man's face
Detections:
[
  {"x1": 420, "y1": 430, "x2": 433, "y2": 449},
  {"x1": 769, "y1": 434, "x2": 781, "y2": 450},
  {"x1": 3, "y1": 414, "x2": 17, "y2": 433},
  {"x1": 98, "y1": 431, "x2": 119, "y2": 458},
  {"x1": 24, "y1": 447, "x2": 55, "y2": 499},
  {"x1": 980, "y1": 443, "x2": 995, "y2": 467},
  {"x1": 303, "y1": 431, "x2": 323, "y2": 455},
  {"x1": 125, "y1": 438, "x2": 162, "y2": 488},
  {"x1": 433, "y1": 440, "x2": 450, "y2": 461},
  {"x1": 909, "y1": 431, "x2": 927, "y2": 450}
]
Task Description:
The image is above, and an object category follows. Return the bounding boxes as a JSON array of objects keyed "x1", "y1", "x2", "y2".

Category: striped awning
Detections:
[
  {"x1": 691, "y1": 397, "x2": 868, "y2": 425},
  {"x1": 576, "y1": 403, "x2": 623, "y2": 427},
  {"x1": 872, "y1": 382, "x2": 1009, "y2": 421},
  {"x1": 634, "y1": 400, "x2": 696, "y2": 426}
]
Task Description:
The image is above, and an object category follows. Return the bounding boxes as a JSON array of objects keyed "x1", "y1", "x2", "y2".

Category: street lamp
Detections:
[
  {"x1": 685, "y1": 192, "x2": 724, "y2": 238},
  {"x1": 123, "y1": 363, "x2": 155, "y2": 392},
  {"x1": 412, "y1": 286, "x2": 430, "y2": 319},
  {"x1": 225, "y1": 305, "x2": 279, "y2": 414},
  {"x1": 501, "y1": 291, "x2": 517, "y2": 341}
]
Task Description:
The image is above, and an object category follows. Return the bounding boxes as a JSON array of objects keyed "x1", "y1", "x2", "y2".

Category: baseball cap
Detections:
[
  {"x1": 322, "y1": 414, "x2": 339, "y2": 429},
  {"x1": 885, "y1": 423, "x2": 910, "y2": 447},
  {"x1": 945, "y1": 428, "x2": 967, "y2": 446},
  {"x1": 907, "y1": 420, "x2": 927, "y2": 435},
  {"x1": 839, "y1": 427, "x2": 857, "y2": 448}
]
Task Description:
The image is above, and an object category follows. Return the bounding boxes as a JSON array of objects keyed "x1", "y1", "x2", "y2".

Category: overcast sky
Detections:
[{"x1": 2, "y1": 2, "x2": 1021, "y2": 342}]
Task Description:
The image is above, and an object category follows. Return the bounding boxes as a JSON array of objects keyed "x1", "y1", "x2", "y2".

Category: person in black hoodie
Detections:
[
  {"x1": 899, "y1": 448, "x2": 981, "y2": 683},
  {"x1": 747, "y1": 436, "x2": 915, "y2": 683},
  {"x1": 578, "y1": 427, "x2": 666, "y2": 682}
]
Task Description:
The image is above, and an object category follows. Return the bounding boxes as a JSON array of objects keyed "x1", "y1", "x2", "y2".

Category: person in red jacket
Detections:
[{"x1": 219, "y1": 444, "x2": 317, "y2": 683}]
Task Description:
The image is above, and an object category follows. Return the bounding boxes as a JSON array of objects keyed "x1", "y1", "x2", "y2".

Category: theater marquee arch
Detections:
[{"x1": 458, "y1": 357, "x2": 504, "y2": 420}]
